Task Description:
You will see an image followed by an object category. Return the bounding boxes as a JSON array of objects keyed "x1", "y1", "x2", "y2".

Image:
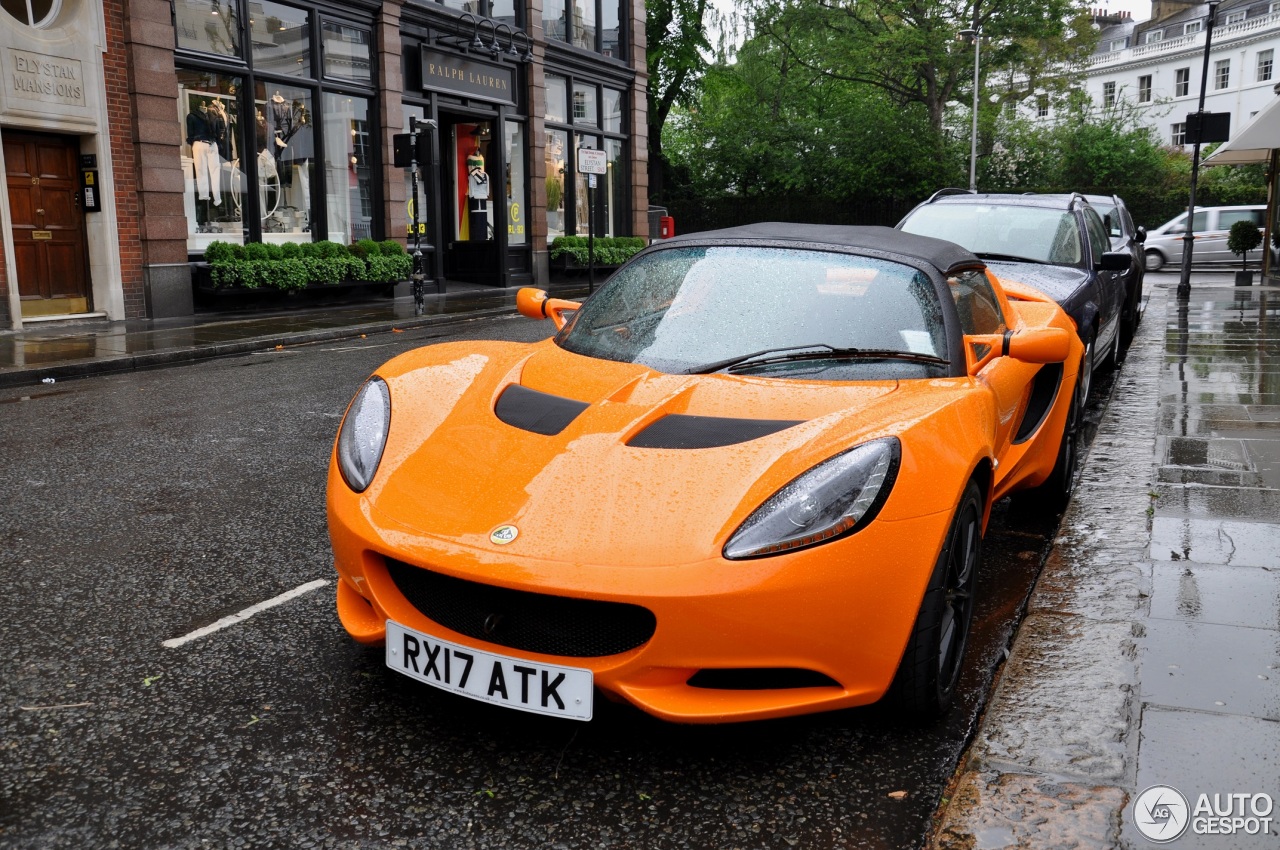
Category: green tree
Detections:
[
  {"x1": 647, "y1": 0, "x2": 722, "y2": 200},
  {"x1": 753, "y1": 0, "x2": 1096, "y2": 133}
]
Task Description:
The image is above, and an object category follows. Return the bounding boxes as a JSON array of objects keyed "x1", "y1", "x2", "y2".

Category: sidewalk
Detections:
[
  {"x1": 0, "y1": 280, "x2": 591, "y2": 390},
  {"x1": 932, "y1": 271, "x2": 1280, "y2": 849}
]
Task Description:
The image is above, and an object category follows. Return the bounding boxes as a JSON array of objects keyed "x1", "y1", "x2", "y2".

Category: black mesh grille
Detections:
[
  {"x1": 385, "y1": 559, "x2": 657, "y2": 658},
  {"x1": 493, "y1": 384, "x2": 589, "y2": 436},
  {"x1": 686, "y1": 668, "x2": 841, "y2": 690}
]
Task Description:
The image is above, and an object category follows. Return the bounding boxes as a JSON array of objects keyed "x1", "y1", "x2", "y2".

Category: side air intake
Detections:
[
  {"x1": 494, "y1": 384, "x2": 590, "y2": 436},
  {"x1": 626, "y1": 414, "x2": 803, "y2": 449}
]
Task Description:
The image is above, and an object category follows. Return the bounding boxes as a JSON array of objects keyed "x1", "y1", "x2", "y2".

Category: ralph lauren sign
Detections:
[{"x1": 420, "y1": 48, "x2": 515, "y2": 106}]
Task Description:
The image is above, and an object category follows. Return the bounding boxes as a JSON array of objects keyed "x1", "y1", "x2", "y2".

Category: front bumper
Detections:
[{"x1": 328, "y1": 470, "x2": 954, "y2": 724}]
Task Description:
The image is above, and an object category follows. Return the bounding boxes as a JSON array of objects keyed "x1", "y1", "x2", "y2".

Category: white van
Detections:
[{"x1": 1143, "y1": 205, "x2": 1266, "y2": 271}]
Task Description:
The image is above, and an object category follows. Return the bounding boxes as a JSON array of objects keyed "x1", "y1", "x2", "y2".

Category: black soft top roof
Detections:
[{"x1": 662, "y1": 222, "x2": 984, "y2": 276}]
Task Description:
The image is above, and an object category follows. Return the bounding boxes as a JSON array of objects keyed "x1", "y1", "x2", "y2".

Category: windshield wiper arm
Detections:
[
  {"x1": 974, "y1": 251, "x2": 1044, "y2": 264},
  {"x1": 687, "y1": 345, "x2": 948, "y2": 375}
]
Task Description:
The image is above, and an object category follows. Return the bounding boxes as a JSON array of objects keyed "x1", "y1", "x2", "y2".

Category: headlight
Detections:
[
  {"x1": 336, "y1": 377, "x2": 390, "y2": 492},
  {"x1": 723, "y1": 438, "x2": 900, "y2": 560}
]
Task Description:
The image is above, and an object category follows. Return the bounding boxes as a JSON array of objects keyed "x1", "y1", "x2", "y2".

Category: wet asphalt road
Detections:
[{"x1": 0, "y1": 314, "x2": 1117, "y2": 849}]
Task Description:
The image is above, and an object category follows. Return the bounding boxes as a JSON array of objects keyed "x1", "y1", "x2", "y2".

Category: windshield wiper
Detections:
[
  {"x1": 974, "y1": 251, "x2": 1044, "y2": 264},
  {"x1": 686, "y1": 344, "x2": 948, "y2": 375}
]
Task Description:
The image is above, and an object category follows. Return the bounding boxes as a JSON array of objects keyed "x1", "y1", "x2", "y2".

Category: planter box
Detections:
[{"x1": 1235, "y1": 270, "x2": 1254, "y2": 287}]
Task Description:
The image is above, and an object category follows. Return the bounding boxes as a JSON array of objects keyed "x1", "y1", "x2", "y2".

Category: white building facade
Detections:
[{"x1": 1044, "y1": 1, "x2": 1280, "y2": 147}]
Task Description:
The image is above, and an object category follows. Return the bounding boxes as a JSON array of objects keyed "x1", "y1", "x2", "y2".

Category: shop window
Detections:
[
  {"x1": 178, "y1": 69, "x2": 247, "y2": 251},
  {"x1": 545, "y1": 128, "x2": 568, "y2": 239},
  {"x1": 255, "y1": 83, "x2": 315, "y2": 240},
  {"x1": 574, "y1": 133, "x2": 599, "y2": 237},
  {"x1": 603, "y1": 88, "x2": 623, "y2": 132},
  {"x1": 449, "y1": 122, "x2": 494, "y2": 242},
  {"x1": 605, "y1": 138, "x2": 624, "y2": 238},
  {"x1": 545, "y1": 74, "x2": 568, "y2": 123},
  {"x1": 251, "y1": 1, "x2": 312, "y2": 78},
  {"x1": 505, "y1": 121, "x2": 527, "y2": 245},
  {"x1": 173, "y1": 0, "x2": 241, "y2": 56},
  {"x1": 323, "y1": 94, "x2": 373, "y2": 244},
  {"x1": 402, "y1": 104, "x2": 430, "y2": 240},
  {"x1": 322, "y1": 22, "x2": 373, "y2": 85},
  {"x1": 573, "y1": 83, "x2": 598, "y2": 125}
]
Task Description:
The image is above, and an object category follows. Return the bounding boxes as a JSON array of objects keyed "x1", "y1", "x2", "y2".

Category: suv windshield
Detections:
[
  {"x1": 556, "y1": 246, "x2": 949, "y2": 377},
  {"x1": 900, "y1": 204, "x2": 1083, "y2": 265}
]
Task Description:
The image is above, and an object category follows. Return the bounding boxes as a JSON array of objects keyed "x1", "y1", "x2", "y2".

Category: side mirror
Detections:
[
  {"x1": 964, "y1": 327, "x2": 1070, "y2": 374},
  {"x1": 515, "y1": 287, "x2": 581, "y2": 330},
  {"x1": 1099, "y1": 251, "x2": 1133, "y2": 272},
  {"x1": 1135, "y1": 226, "x2": 1147, "y2": 244}
]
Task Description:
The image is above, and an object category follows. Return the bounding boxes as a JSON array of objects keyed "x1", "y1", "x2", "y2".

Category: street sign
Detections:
[{"x1": 578, "y1": 148, "x2": 607, "y2": 175}]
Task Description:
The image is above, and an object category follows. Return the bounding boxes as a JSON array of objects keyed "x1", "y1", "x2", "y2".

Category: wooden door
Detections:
[{"x1": 4, "y1": 132, "x2": 90, "y2": 316}]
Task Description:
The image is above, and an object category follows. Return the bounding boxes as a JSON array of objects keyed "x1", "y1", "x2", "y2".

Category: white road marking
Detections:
[{"x1": 162, "y1": 579, "x2": 330, "y2": 649}]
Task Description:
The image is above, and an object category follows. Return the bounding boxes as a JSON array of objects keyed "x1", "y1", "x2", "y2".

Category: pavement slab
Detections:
[{"x1": 934, "y1": 772, "x2": 1126, "y2": 850}]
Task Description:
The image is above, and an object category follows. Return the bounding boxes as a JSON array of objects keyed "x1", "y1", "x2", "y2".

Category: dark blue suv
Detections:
[{"x1": 897, "y1": 191, "x2": 1133, "y2": 401}]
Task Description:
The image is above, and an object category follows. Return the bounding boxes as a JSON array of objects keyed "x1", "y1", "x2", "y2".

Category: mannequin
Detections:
[{"x1": 186, "y1": 97, "x2": 222, "y2": 227}]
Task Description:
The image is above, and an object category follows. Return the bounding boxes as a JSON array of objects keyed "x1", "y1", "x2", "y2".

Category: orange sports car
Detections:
[{"x1": 327, "y1": 224, "x2": 1083, "y2": 724}]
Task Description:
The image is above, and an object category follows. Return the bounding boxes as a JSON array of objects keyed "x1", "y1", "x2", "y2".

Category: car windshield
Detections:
[
  {"x1": 555, "y1": 246, "x2": 949, "y2": 377},
  {"x1": 900, "y1": 204, "x2": 1083, "y2": 265}
]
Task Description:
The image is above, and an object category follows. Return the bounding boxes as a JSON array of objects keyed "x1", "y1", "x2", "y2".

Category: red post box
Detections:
[{"x1": 659, "y1": 216, "x2": 675, "y2": 239}]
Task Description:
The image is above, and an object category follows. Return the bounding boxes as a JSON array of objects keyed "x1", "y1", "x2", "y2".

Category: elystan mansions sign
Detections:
[{"x1": 8, "y1": 50, "x2": 86, "y2": 107}]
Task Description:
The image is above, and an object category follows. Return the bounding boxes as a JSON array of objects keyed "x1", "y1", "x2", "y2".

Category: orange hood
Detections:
[{"x1": 359, "y1": 340, "x2": 973, "y2": 567}]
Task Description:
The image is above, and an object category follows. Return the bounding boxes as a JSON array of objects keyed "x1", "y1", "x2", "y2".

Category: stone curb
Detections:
[{"x1": 929, "y1": 283, "x2": 1171, "y2": 850}]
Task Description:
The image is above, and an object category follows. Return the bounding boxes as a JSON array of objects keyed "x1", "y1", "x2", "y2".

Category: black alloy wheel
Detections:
[{"x1": 887, "y1": 480, "x2": 983, "y2": 722}]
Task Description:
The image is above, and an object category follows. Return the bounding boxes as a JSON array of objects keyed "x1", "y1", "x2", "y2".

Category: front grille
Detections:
[
  {"x1": 385, "y1": 558, "x2": 657, "y2": 658},
  {"x1": 687, "y1": 668, "x2": 841, "y2": 690}
]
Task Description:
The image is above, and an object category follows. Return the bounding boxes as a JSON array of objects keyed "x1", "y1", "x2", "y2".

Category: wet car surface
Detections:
[{"x1": 0, "y1": 314, "x2": 1118, "y2": 848}]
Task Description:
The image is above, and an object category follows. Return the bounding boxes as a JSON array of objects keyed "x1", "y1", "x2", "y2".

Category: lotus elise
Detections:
[{"x1": 327, "y1": 224, "x2": 1083, "y2": 724}]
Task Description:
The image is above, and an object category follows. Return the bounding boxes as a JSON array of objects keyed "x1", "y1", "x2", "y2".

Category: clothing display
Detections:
[{"x1": 192, "y1": 140, "x2": 222, "y2": 204}]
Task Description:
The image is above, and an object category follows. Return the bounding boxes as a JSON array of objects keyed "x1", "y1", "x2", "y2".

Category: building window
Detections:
[
  {"x1": 1103, "y1": 81, "x2": 1116, "y2": 107},
  {"x1": 1222, "y1": 11, "x2": 1246, "y2": 26},
  {"x1": 174, "y1": 0, "x2": 381, "y2": 253},
  {"x1": 1, "y1": 0, "x2": 61, "y2": 26},
  {"x1": 543, "y1": 0, "x2": 624, "y2": 55},
  {"x1": 1138, "y1": 75, "x2": 1152, "y2": 102},
  {"x1": 1036, "y1": 96, "x2": 1049, "y2": 118},
  {"x1": 1175, "y1": 67, "x2": 1190, "y2": 96},
  {"x1": 1215, "y1": 58, "x2": 1230, "y2": 89},
  {"x1": 1259, "y1": 49, "x2": 1275, "y2": 82},
  {"x1": 1172, "y1": 122, "x2": 1187, "y2": 145},
  {"x1": 1109, "y1": 38, "x2": 1127, "y2": 51},
  {"x1": 1144, "y1": 29, "x2": 1163, "y2": 44},
  {"x1": 1184, "y1": 20, "x2": 1202, "y2": 35},
  {"x1": 505, "y1": 121, "x2": 527, "y2": 245},
  {"x1": 543, "y1": 74, "x2": 628, "y2": 238}
]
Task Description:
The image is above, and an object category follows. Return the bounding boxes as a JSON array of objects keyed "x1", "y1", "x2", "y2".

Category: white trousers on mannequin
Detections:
[{"x1": 192, "y1": 141, "x2": 222, "y2": 205}]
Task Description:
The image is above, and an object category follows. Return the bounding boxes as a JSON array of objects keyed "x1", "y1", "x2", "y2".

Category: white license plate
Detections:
[{"x1": 385, "y1": 620, "x2": 593, "y2": 721}]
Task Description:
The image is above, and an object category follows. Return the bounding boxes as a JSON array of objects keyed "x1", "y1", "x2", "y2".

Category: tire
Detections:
[
  {"x1": 1144, "y1": 250, "x2": 1164, "y2": 272},
  {"x1": 1014, "y1": 381, "x2": 1080, "y2": 515},
  {"x1": 886, "y1": 480, "x2": 983, "y2": 722}
]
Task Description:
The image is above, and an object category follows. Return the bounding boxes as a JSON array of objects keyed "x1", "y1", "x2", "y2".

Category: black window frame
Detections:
[{"x1": 542, "y1": 70, "x2": 630, "y2": 238}]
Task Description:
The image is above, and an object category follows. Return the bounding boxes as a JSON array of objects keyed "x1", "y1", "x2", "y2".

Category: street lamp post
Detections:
[
  {"x1": 959, "y1": 27, "x2": 982, "y2": 192},
  {"x1": 1178, "y1": 0, "x2": 1223, "y2": 300}
]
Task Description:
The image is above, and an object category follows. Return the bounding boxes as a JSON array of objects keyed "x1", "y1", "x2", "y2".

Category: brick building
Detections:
[{"x1": 0, "y1": 0, "x2": 649, "y2": 329}]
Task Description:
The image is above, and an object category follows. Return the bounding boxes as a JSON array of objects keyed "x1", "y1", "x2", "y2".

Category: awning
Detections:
[{"x1": 1203, "y1": 96, "x2": 1280, "y2": 166}]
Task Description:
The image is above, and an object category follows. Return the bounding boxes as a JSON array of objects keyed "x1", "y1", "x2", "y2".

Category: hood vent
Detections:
[
  {"x1": 494, "y1": 384, "x2": 590, "y2": 436},
  {"x1": 627, "y1": 414, "x2": 804, "y2": 449}
]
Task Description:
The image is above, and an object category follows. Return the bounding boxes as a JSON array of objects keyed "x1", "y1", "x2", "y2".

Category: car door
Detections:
[
  {"x1": 1196, "y1": 210, "x2": 1230, "y2": 263},
  {"x1": 1083, "y1": 208, "x2": 1122, "y2": 353},
  {"x1": 1213, "y1": 208, "x2": 1264, "y2": 265}
]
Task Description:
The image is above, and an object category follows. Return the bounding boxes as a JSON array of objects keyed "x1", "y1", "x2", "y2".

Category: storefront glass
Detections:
[
  {"x1": 402, "y1": 104, "x2": 430, "y2": 240},
  {"x1": 323, "y1": 93, "x2": 373, "y2": 244},
  {"x1": 505, "y1": 121, "x2": 527, "y2": 245},
  {"x1": 321, "y1": 22, "x2": 372, "y2": 85},
  {"x1": 572, "y1": 82, "x2": 597, "y2": 125},
  {"x1": 251, "y1": 1, "x2": 311, "y2": 78},
  {"x1": 178, "y1": 69, "x2": 246, "y2": 251},
  {"x1": 254, "y1": 82, "x2": 315, "y2": 240},
  {"x1": 545, "y1": 128, "x2": 568, "y2": 240},
  {"x1": 545, "y1": 75, "x2": 567, "y2": 124},
  {"x1": 174, "y1": 0, "x2": 242, "y2": 57},
  {"x1": 603, "y1": 87, "x2": 623, "y2": 132},
  {"x1": 605, "y1": 138, "x2": 624, "y2": 238},
  {"x1": 573, "y1": 132, "x2": 598, "y2": 237}
]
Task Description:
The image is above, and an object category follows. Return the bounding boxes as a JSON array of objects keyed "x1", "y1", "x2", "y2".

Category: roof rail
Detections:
[
  {"x1": 1067, "y1": 192, "x2": 1089, "y2": 211},
  {"x1": 927, "y1": 187, "x2": 976, "y2": 203}
]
